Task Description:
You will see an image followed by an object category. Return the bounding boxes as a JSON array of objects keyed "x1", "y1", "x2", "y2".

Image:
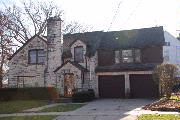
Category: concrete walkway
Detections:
[
  {"x1": 0, "y1": 99, "x2": 179, "y2": 120},
  {"x1": 23, "y1": 103, "x2": 61, "y2": 112},
  {"x1": 23, "y1": 103, "x2": 86, "y2": 112}
]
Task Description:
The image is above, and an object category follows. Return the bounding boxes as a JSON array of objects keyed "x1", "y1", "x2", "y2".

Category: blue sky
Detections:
[{"x1": 1, "y1": 0, "x2": 180, "y2": 37}]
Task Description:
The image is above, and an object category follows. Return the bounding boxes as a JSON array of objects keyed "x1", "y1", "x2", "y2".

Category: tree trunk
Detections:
[{"x1": 0, "y1": 74, "x2": 2, "y2": 88}]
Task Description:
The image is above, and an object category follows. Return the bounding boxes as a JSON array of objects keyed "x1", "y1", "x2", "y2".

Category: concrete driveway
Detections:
[{"x1": 55, "y1": 99, "x2": 155, "y2": 120}]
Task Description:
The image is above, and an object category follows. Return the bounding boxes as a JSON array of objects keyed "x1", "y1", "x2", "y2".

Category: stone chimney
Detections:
[{"x1": 46, "y1": 16, "x2": 63, "y2": 86}]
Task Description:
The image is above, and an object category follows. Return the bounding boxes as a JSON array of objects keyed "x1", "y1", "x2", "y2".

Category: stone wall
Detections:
[
  {"x1": 8, "y1": 36, "x2": 47, "y2": 87},
  {"x1": 85, "y1": 52, "x2": 99, "y2": 97},
  {"x1": 46, "y1": 17, "x2": 62, "y2": 86},
  {"x1": 71, "y1": 40, "x2": 87, "y2": 67},
  {"x1": 55, "y1": 62, "x2": 82, "y2": 96}
]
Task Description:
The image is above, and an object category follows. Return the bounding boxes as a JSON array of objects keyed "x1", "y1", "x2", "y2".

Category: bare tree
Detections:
[
  {"x1": 63, "y1": 21, "x2": 90, "y2": 34},
  {"x1": 0, "y1": 12, "x2": 17, "y2": 88},
  {"x1": 3, "y1": 1, "x2": 63, "y2": 44},
  {"x1": 2, "y1": 0, "x2": 90, "y2": 45}
]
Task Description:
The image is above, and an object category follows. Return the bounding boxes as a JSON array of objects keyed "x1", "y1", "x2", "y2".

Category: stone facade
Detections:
[
  {"x1": 8, "y1": 36, "x2": 47, "y2": 87},
  {"x1": 8, "y1": 17, "x2": 98, "y2": 96},
  {"x1": 9, "y1": 21, "x2": 170, "y2": 98},
  {"x1": 46, "y1": 17, "x2": 63, "y2": 86},
  {"x1": 55, "y1": 40, "x2": 99, "y2": 97}
]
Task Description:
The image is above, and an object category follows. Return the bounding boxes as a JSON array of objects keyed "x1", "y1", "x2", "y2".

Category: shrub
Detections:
[
  {"x1": 72, "y1": 89, "x2": 95, "y2": 103},
  {"x1": 153, "y1": 64, "x2": 179, "y2": 99},
  {"x1": 0, "y1": 87, "x2": 59, "y2": 101}
]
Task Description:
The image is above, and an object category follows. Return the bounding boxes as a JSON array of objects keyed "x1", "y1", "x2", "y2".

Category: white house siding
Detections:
[
  {"x1": 8, "y1": 36, "x2": 47, "y2": 87},
  {"x1": 163, "y1": 31, "x2": 180, "y2": 70}
]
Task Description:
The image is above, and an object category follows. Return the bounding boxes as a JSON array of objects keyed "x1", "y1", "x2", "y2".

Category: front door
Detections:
[{"x1": 64, "y1": 73, "x2": 75, "y2": 97}]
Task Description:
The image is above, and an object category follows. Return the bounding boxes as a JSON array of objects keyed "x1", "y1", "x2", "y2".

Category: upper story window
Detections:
[
  {"x1": 29, "y1": 49, "x2": 46, "y2": 64},
  {"x1": 122, "y1": 50, "x2": 133, "y2": 63},
  {"x1": 74, "y1": 46, "x2": 83, "y2": 62},
  {"x1": 165, "y1": 42, "x2": 170, "y2": 46},
  {"x1": 115, "y1": 49, "x2": 141, "y2": 63}
]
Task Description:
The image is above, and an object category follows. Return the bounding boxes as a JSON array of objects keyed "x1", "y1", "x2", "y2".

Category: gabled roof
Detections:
[
  {"x1": 54, "y1": 60, "x2": 88, "y2": 73},
  {"x1": 69, "y1": 39, "x2": 87, "y2": 47},
  {"x1": 63, "y1": 31, "x2": 104, "y2": 57},
  {"x1": 62, "y1": 26, "x2": 165, "y2": 58},
  {"x1": 8, "y1": 35, "x2": 47, "y2": 60}
]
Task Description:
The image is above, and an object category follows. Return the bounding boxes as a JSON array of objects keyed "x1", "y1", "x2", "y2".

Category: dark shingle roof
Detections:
[
  {"x1": 62, "y1": 50, "x2": 72, "y2": 58},
  {"x1": 63, "y1": 31, "x2": 104, "y2": 57},
  {"x1": 63, "y1": 26, "x2": 165, "y2": 58},
  {"x1": 54, "y1": 61, "x2": 88, "y2": 73},
  {"x1": 95, "y1": 63, "x2": 159, "y2": 72},
  {"x1": 99, "y1": 26, "x2": 165, "y2": 49}
]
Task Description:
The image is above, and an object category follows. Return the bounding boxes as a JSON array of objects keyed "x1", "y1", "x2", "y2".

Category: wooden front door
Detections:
[{"x1": 64, "y1": 73, "x2": 75, "y2": 97}]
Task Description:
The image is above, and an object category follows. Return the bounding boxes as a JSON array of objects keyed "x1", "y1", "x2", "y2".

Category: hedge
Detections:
[
  {"x1": 72, "y1": 89, "x2": 95, "y2": 103},
  {"x1": 0, "y1": 87, "x2": 59, "y2": 101}
]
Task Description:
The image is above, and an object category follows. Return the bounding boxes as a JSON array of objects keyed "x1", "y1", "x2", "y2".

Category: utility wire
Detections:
[
  {"x1": 107, "y1": 0, "x2": 123, "y2": 31},
  {"x1": 120, "y1": 0, "x2": 142, "y2": 30}
]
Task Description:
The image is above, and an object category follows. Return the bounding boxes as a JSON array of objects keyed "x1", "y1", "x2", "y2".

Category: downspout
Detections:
[
  {"x1": 89, "y1": 58, "x2": 92, "y2": 84},
  {"x1": 44, "y1": 43, "x2": 49, "y2": 87}
]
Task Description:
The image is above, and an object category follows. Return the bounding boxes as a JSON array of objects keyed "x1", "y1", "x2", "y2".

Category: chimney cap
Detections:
[{"x1": 47, "y1": 16, "x2": 62, "y2": 22}]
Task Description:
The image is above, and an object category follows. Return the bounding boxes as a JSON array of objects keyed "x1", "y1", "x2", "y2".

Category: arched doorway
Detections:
[{"x1": 64, "y1": 73, "x2": 75, "y2": 97}]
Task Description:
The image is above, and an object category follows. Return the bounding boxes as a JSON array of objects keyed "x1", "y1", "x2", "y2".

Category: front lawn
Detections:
[
  {"x1": 0, "y1": 100, "x2": 47, "y2": 114},
  {"x1": 0, "y1": 116, "x2": 56, "y2": 120},
  {"x1": 40, "y1": 103, "x2": 84, "y2": 112},
  {"x1": 138, "y1": 114, "x2": 180, "y2": 120}
]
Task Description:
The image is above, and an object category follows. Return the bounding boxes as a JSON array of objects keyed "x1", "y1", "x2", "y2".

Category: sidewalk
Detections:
[{"x1": 0, "y1": 109, "x2": 179, "y2": 118}]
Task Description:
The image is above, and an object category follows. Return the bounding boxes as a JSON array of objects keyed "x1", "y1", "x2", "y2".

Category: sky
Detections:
[{"x1": 1, "y1": 0, "x2": 180, "y2": 37}]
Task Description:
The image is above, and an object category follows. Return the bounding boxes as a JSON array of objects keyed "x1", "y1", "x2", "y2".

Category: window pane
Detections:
[
  {"x1": 74, "y1": 47, "x2": 83, "y2": 62},
  {"x1": 38, "y1": 50, "x2": 45, "y2": 64},
  {"x1": 135, "y1": 49, "x2": 141, "y2": 62},
  {"x1": 29, "y1": 50, "x2": 36, "y2": 63},
  {"x1": 123, "y1": 57, "x2": 133, "y2": 63},
  {"x1": 122, "y1": 50, "x2": 132, "y2": 57},
  {"x1": 115, "y1": 51, "x2": 120, "y2": 63},
  {"x1": 122, "y1": 50, "x2": 133, "y2": 63}
]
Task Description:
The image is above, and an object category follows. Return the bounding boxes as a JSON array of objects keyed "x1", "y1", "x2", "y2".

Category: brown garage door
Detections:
[
  {"x1": 99, "y1": 75, "x2": 125, "y2": 98},
  {"x1": 130, "y1": 74, "x2": 159, "y2": 98}
]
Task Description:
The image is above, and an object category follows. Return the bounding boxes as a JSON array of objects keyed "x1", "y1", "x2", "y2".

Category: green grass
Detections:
[
  {"x1": 138, "y1": 114, "x2": 180, "y2": 120},
  {"x1": 40, "y1": 103, "x2": 84, "y2": 112},
  {"x1": 0, "y1": 100, "x2": 47, "y2": 114},
  {"x1": 0, "y1": 116, "x2": 56, "y2": 120}
]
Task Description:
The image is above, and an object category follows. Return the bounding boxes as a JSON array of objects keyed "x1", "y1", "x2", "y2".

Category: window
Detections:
[
  {"x1": 164, "y1": 50, "x2": 169, "y2": 62},
  {"x1": 74, "y1": 46, "x2": 84, "y2": 62},
  {"x1": 115, "y1": 49, "x2": 141, "y2": 63},
  {"x1": 115, "y1": 50, "x2": 121, "y2": 63},
  {"x1": 122, "y1": 50, "x2": 133, "y2": 63},
  {"x1": 29, "y1": 49, "x2": 46, "y2": 64},
  {"x1": 165, "y1": 42, "x2": 170, "y2": 46},
  {"x1": 134, "y1": 49, "x2": 141, "y2": 62}
]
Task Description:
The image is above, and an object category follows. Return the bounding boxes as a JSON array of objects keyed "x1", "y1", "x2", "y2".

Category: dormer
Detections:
[{"x1": 70, "y1": 39, "x2": 86, "y2": 63}]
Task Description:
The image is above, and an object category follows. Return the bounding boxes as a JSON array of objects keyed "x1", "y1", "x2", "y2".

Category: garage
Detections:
[
  {"x1": 98, "y1": 75, "x2": 125, "y2": 98},
  {"x1": 130, "y1": 74, "x2": 159, "y2": 98}
]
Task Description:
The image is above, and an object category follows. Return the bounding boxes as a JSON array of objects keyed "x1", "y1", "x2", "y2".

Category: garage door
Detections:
[
  {"x1": 130, "y1": 74, "x2": 159, "y2": 98},
  {"x1": 99, "y1": 75, "x2": 125, "y2": 98}
]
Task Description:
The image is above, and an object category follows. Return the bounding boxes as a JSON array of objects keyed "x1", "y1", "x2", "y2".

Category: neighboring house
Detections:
[{"x1": 8, "y1": 17, "x2": 180, "y2": 98}]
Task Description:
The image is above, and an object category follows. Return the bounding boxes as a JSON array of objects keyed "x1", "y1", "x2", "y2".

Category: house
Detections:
[{"x1": 8, "y1": 17, "x2": 180, "y2": 98}]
